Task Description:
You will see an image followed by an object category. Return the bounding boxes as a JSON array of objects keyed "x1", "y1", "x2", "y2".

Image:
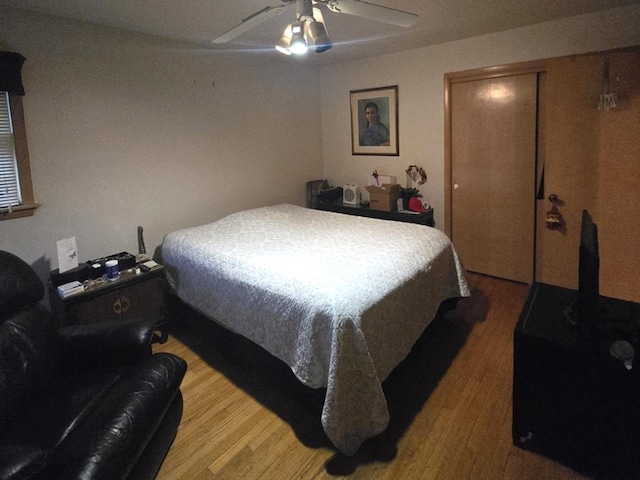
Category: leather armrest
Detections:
[
  {"x1": 57, "y1": 318, "x2": 156, "y2": 371},
  {"x1": 30, "y1": 353, "x2": 187, "y2": 480},
  {"x1": 0, "y1": 251, "x2": 45, "y2": 318}
]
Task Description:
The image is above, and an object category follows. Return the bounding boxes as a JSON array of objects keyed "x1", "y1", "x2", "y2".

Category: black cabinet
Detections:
[
  {"x1": 513, "y1": 282, "x2": 640, "y2": 478},
  {"x1": 50, "y1": 265, "x2": 167, "y2": 340},
  {"x1": 315, "y1": 201, "x2": 434, "y2": 227}
]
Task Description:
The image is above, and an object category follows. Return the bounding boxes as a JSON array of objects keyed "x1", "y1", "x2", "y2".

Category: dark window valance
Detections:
[{"x1": 0, "y1": 52, "x2": 26, "y2": 95}]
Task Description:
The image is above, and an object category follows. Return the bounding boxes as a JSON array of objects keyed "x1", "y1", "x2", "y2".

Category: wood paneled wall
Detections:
[{"x1": 538, "y1": 46, "x2": 640, "y2": 302}]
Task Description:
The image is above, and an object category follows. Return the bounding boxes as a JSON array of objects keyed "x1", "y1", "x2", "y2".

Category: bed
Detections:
[{"x1": 162, "y1": 203, "x2": 470, "y2": 455}]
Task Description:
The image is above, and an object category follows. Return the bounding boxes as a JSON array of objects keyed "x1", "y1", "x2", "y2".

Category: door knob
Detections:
[{"x1": 453, "y1": 183, "x2": 460, "y2": 190}]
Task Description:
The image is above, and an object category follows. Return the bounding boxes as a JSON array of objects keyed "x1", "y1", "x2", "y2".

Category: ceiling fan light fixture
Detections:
[
  {"x1": 275, "y1": 24, "x2": 293, "y2": 55},
  {"x1": 275, "y1": 42, "x2": 293, "y2": 55},
  {"x1": 215, "y1": 0, "x2": 419, "y2": 57},
  {"x1": 308, "y1": 20, "x2": 332, "y2": 52},
  {"x1": 288, "y1": 21, "x2": 308, "y2": 55}
]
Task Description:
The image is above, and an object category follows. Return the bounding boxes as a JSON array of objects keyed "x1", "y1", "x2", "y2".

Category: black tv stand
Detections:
[
  {"x1": 563, "y1": 302, "x2": 639, "y2": 343},
  {"x1": 513, "y1": 282, "x2": 640, "y2": 478}
]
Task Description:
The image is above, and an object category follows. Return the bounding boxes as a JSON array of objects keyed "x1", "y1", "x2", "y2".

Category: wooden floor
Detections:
[{"x1": 153, "y1": 273, "x2": 588, "y2": 479}]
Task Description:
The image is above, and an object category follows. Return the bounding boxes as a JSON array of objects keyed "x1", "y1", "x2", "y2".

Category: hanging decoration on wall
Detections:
[
  {"x1": 545, "y1": 194, "x2": 563, "y2": 230},
  {"x1": 598, "y1": 55, "x2": 617, "y2": 111},
  {"x1": 350, "y1": 85, "x2": 399, "y2": 156}
]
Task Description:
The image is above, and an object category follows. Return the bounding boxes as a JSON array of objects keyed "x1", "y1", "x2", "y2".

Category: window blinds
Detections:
[{"x1": 0, "y1": 91, "x2": 21, "y2": 207}]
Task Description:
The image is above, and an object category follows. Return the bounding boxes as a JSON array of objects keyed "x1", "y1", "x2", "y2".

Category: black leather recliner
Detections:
[{"x1": 0, "y1": 250, "x2": 187, "y2": 480}]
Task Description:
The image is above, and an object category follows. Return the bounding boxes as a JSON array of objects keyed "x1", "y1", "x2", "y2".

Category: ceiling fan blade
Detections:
[
  {"x1": 322, "y1": 0, "x2": 418, "y2": 28},
  {"x1": 212, "y1": 5, "x2": 289, "y2": 44}
]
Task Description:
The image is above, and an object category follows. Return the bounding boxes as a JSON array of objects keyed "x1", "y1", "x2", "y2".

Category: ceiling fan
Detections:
[{"x1": 212, "y1": 0, "x2": 418, "y2": 55}]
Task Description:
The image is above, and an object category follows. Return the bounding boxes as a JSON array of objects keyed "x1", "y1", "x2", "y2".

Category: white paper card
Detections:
[{"x1": 57, "y1": 236, "x2": 79, "y2": 273}]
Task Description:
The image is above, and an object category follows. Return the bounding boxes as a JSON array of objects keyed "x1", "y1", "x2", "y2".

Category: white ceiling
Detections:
[{"x1": 1, "y1": 0, "x2": 638, "y2": 65}]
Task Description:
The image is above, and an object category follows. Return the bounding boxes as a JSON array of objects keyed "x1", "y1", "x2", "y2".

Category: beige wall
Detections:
[
  {"x1": 319, "y1": 5, "x2": 640, "y2": 300},
  {"x1": 0, "y1": 7, "x2": 323, "y2": 281}
]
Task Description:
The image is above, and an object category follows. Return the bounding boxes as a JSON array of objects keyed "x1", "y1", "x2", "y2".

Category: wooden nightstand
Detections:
[{"x1": 49, "y1": 264, "x2": 168, "y2": 341}]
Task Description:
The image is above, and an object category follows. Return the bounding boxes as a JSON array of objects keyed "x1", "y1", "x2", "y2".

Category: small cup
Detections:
[{"x1": 105, "y1": 259, "x2": 119, "y2": 280}]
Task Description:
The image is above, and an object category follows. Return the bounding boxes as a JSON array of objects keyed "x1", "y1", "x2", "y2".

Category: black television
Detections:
[
  {"x1": 573, "y1": 211, "x2": 639, "y2": 368},
  {"x1": 576, "y1": 209, "x2": 600, "y2": 350}
]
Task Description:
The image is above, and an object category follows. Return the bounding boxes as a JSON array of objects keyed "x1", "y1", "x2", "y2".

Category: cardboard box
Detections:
[
  {"x1": 365, "y1": 183, "x2": 400, "y2": 211},
  {"x1": 368, "y1": 174, "x2": 397, "y2": 187}
]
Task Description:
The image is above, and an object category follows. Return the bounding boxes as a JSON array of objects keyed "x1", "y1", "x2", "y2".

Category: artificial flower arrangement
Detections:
[{"x1": 400, "y1": 165, "x2": 427, "y2": 198}]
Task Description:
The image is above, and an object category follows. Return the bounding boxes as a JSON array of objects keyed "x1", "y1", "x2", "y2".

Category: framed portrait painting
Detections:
[{"x1": 350, "y1": 85, "x2": 398, "y2": 156}]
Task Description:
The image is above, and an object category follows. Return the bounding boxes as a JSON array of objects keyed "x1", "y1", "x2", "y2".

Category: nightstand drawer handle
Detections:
[
  {"x1": 113, "y1": 296, "x2": 131, "y2": 315},
  {"x1": 121, "y1": 295, "x2": 130, "y2": 313}
]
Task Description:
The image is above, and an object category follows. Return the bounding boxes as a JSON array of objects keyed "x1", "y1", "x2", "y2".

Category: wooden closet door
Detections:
[{"x1": 451, "y1": 73, "x2": 537, "y2": 283}]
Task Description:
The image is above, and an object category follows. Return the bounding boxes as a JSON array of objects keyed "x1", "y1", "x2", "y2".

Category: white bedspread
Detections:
[{"x1": 162, "y1": 204, "x2": 469, "y2": 455}]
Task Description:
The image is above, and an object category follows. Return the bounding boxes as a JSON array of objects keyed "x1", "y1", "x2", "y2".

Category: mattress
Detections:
[{"x1": 162, "y1": 203, "x2": 470, "y2": 455}]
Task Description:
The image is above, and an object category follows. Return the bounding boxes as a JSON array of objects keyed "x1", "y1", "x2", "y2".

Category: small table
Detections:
[
  {"x1": 315, "y1": 201, "x2": 434, "y2": 227},
  {"x1": 49, "y1": 264, "x2": 168, "y2": 341}
]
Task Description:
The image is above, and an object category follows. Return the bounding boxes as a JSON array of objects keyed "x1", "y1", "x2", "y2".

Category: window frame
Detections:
[{"x1": 0, "y1": 92, "x2": 38, "y2": 220}]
